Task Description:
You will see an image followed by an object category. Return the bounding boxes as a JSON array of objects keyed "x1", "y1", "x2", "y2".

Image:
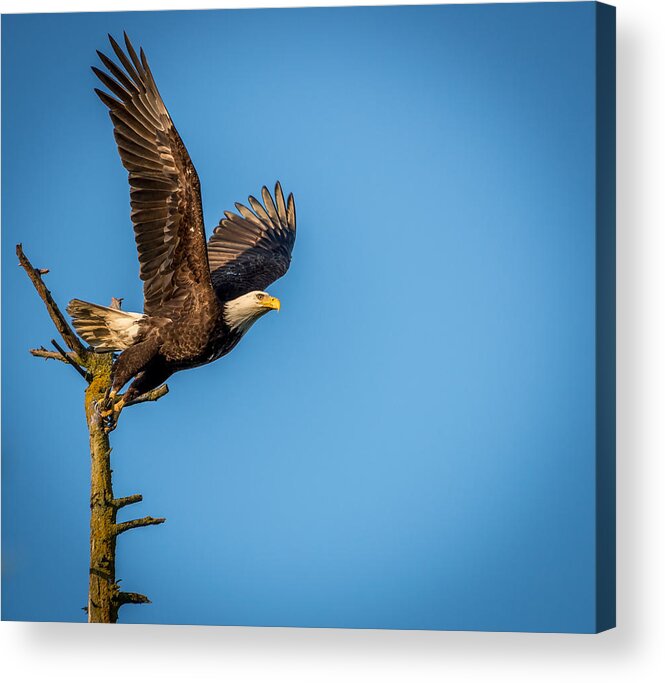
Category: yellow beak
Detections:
[{"x1": 261, "y1": 296, "x2": 281, "y2": 312}]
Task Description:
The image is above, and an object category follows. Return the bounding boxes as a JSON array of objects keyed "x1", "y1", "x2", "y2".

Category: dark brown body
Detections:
[{"x1": 111, "y1": 291, "x2": 244, "y2": 402}]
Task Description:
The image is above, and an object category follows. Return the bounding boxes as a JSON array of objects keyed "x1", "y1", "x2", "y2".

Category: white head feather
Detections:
[{"x1": 223, "y1": 291, "x2": 281, "y2": 334}]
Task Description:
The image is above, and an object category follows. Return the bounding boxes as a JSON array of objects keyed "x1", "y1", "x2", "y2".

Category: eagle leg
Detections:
[
  {"x1": 122, "y1": 365, "x2": 173, "y2": 405},
  {"x1": 100, "y1": 364, "x2": 171, "y2": 432}
]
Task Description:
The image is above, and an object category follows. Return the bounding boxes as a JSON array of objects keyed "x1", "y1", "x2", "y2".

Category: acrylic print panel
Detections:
[{"x1": 1, "y1": 2, "x2": 615, "y2": 632}]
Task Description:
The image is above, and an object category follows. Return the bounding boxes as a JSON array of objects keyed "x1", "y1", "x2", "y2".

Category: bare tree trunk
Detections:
[
  {"x1": 17, "y1": 244, "x2": 167, "y2": 623},
  {"x1": 85, "y1": 351, "x2": 119, "y2": 623}
]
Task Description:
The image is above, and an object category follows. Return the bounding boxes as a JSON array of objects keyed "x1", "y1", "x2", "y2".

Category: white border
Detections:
[{"x1": 2, "y1": 1, "x2": 664, "y2": 682}]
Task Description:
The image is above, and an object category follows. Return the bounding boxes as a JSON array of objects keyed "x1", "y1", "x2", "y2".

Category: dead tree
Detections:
[{"x1": 17, "y1": 244, "x2": 168, "y2": 623}]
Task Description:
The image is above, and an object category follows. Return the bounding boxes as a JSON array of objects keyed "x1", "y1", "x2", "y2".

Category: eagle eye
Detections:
[{"x1": 256, "y1": 293, "x2": 265, "y2": 300}]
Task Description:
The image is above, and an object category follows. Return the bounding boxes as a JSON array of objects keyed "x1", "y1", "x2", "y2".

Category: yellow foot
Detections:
[
  {"x1": 101, "y1": 396, "x2": 125, "y2": 432},
  {"x1": 100, "y1": 389, "x2": 118, "y2": 414}
]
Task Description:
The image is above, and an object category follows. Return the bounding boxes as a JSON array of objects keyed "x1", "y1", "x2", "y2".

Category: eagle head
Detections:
[{"x1": 223, "y1": 290, "x2": 281, "y2": 334}]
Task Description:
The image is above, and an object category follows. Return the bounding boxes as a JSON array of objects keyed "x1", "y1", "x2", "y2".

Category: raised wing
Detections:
[
  {"x1": 93, "y1": 33, "x2": 213, "y2": 317},
  {"x1": 208, "y1": 183, "x2": 296, "y2": 301}
]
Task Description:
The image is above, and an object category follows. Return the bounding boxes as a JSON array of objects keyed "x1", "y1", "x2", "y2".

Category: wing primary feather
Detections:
[
  {"x1": 96, "y1": 50, "x2": 137, "y2": 94},
  {"x1": 235, "y1": 202, "x2": 265, "y2": 228},
  {"x1": 114, "y1": 127, "x2": 159, "y2": 155},
  {"x1": 94, "y1": 87, "x2": 123, "y2": 110},
  {"x1": 275, "y1": 182, "x2": 287, "y2": 228},
  {"x1": 287, "y1": 193, "x2": 296, "y2": 229},
  {"x1": 124, "y1": 96, "x2": 163, "y2": 130},
  {"x1": 261, "y1": 186, "x2": 280, "y2": 225},
  {"x1": 123, "y1": 32, "x2": 147, "y2": 81},
  {"x1": 109, "y1": 109, "x2": 155, "y2": 145},
  {"x1": 140, "y1": 47, "x2": 158, "y2": 92},
  {"x1": 92, "y1": 67, "x2": 132, "y2": 103},
  {"x1": 248, "y1": 195, "x2": 272, "y2": 225},
  {"x1": 108, "y1": 33, "x2": 142, "y2": 87}
]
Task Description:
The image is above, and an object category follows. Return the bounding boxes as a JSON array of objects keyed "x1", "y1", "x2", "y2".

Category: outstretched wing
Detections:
[
  {"x1": 207, "y1": 183, "x2": 296, "y2": 301},
  {"x1": 93, "y1": 33, "x2": 213, "y2": 317}
]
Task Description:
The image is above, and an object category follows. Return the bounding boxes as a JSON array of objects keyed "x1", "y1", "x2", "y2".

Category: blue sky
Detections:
[{"x1": 3, "y1": 3, "x2": 599, "y2": 631}]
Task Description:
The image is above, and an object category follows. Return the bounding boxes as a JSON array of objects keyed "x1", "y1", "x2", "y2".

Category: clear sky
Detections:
[{"x1": 3, "y1": 2, "x2": 599, "y2": 631}]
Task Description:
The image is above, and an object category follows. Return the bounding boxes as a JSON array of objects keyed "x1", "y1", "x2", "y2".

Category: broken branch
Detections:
[
  {"x1": 113, "y1": 494, "x2": 143, "y2": 509},
  {"x1": 30, "y1": 347, "x2": 69, "y2": 363},
  {"x1": 116, "y1": 592, "x2": 151, "y2": 606},
  {"x1": 113, "y1": 516, "x2": 166, "y2": 536},
  {"x1": 16, "y1": 243, "x2": 87, "y2": 357}
]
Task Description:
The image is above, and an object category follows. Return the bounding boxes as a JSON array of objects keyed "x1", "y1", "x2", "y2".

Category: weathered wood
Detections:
[
  {"x1": 30, "y1": 347, "x2": 70, "y2": 362},
  {"x1": 16, "y1": 244, "x2": 87, "y2": 358},
  {"x1": 113, "y1": 494, "x2": 143, "y2": 509},
  {"x1": 85, "y1": 351, "x2": 118, "y2": 623}
]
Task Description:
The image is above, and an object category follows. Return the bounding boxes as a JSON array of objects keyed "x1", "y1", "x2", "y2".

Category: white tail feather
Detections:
[{"x1": 67, "y1": 299, "x2": 145, "y2": 351}]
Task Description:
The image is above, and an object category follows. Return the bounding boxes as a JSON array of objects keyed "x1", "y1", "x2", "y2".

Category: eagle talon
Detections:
[
  {"x1": 100, "y1": 396, "x2": 125, "y2": 432},
  {"x1": 101, "y1": 389, "x2": 117, "y2": 413}
]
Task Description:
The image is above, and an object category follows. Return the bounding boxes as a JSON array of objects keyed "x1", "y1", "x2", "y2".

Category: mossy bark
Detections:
[{"x1": 85, "y1": 352, "x2": 119, "y2": 623}]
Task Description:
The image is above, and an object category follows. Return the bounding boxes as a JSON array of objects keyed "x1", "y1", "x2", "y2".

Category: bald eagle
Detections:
[{"x1": 66, "y1": 34, "x2": 296, "y2": 427}]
